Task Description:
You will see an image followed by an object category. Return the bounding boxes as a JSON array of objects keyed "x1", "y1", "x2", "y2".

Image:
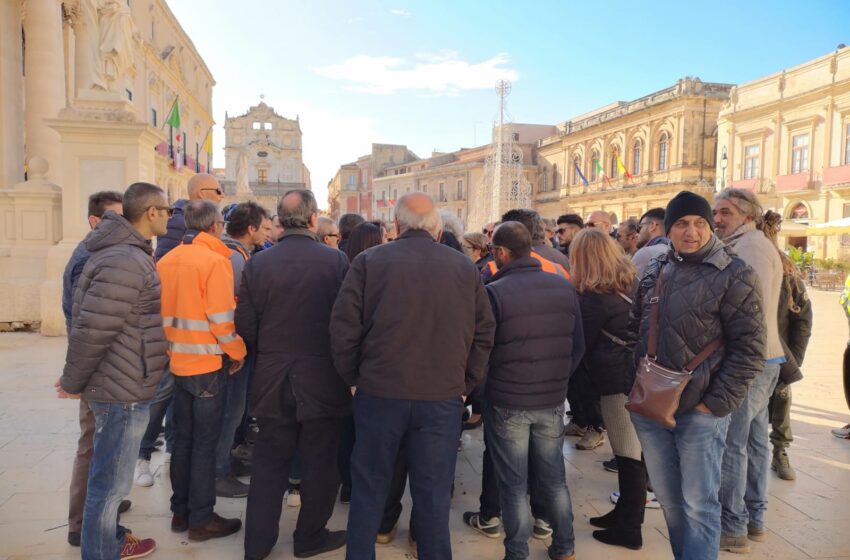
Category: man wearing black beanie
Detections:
[
  {"x1": 664, "y1": 191, "x2": 715, "y2": 237},
  {"x1": 628, "y1": 190, "x2": 766, "y2": 560}
]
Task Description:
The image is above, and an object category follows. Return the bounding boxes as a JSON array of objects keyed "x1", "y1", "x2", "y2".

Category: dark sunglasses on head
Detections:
[{"x1": 201, "y1": 187, "x2": 224, "y2": 196}]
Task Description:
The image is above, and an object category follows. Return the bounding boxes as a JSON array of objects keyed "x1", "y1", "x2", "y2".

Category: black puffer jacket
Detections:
[
  {"x1": 579, "y1": 288, "x2": 637, "y2": 396},
  {"x1": 153, "y1": 198, "x2": 187, "y2": 261},
  {"x1": 633, "y1": 237, "x2": 766, "y2": 418},
  {"x1": 61, "y1": 212, "x2": 167, "y2": 402},
  {"x1": 484, "y1": 257, "x2": 584, "y2": 410},
  {"x1": 777, "y1": 272, "x2": 812, "y2": 385}
]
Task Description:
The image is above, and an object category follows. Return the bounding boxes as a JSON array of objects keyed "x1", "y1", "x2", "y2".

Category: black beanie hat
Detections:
[{"x1": 664, "y1": 191, "x2": 715, "y2": 234}]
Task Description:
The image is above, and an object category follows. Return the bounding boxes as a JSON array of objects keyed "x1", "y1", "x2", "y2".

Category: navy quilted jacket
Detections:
[{"x1": 632, "y1": 237, "x2": 766, "y2": 418}]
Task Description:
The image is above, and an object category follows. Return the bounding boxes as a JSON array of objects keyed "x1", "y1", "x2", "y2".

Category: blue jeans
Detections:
[
  {"x1": 631, "y1": 410, "x2": 731, "y2": 560},
  {"x1": 484, "y1": 403, "x2": 574, "y2": 560},
  {"x1": 346, "y1": 392, "x2": 462, "y2": 560},
  {"x1": 720, "y1": 362, "x2": 781, "y2": 535},
  {"x1": 82, "y1": 400, "x2": 150, "y2": 560},
  {"x1": 170, "y1": 368, "x2": 227, "y2": 528},
  {"x1": 138, "y1": 366, "x2": 175, "y2": 460},
  {"x1": 215, "y1": 355, "x2": 251, "y2": 477}
]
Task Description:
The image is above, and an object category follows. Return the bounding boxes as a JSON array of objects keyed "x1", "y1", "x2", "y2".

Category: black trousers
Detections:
[
  {"x1": 567, "y1": 366, "x2": 604, "y2": 429},
  {"x1": 844, "y1": 340, "x2": 850, "y2": 411},
  {"x1": 243, "y1": 377, "x2": 342, "y2": 558}
]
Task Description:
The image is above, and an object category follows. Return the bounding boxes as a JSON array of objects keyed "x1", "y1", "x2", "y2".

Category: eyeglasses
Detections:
[
  {"x1": 150, "y1": 206, "x2": 175, "y2": 217},
  {"x1": 490, "y1": 244, "x2": 506, "y2": 255},
  {"x1": 585, "y1": 222, "x2": 596, "y2": 229},
  {"x1": 326, "y1": 233, "x2": 339, "y2": 238},
  {"x1": 201, "y1": 188, "x2": 224, "y2": 196}
]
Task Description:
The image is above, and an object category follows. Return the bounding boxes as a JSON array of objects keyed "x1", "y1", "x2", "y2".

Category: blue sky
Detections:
[{"x1": 168, "y1": 0, "x2": 849, "y2": 208}]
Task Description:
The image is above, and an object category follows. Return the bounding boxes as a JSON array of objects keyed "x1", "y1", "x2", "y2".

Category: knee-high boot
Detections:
[{"x1": 592, "y1": 456, "x2": 646, "y2": 550}]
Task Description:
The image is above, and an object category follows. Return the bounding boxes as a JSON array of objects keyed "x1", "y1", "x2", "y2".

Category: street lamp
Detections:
[{"x1": 720, "y1": 147, "x2": 728, "y2": 190}]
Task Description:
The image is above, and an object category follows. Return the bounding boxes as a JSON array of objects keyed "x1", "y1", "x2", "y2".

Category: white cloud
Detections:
[
  {"x1": 390, "y1": 9, "x2": 413, "y2": 17},
  {"x1": 314, "y1": 52, "x2": 519, "y2": 95}
]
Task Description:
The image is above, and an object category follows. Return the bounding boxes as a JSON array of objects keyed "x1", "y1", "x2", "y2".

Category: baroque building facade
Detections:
[
  {"x1": 716, "y1": 46, "x2": 850, "y2": 260},
  {"x1": 0, "y1": 0, "x2": 213, "y2": 331},
  {"x1": 534, "y1": 78, "x2": 732, "y2": 224},
  {"x1": 222, "y1": 101, "x2": 310, "y2": 210}
]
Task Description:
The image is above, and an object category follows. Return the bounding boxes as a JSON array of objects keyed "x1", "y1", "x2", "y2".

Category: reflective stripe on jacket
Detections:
[
  {"x1": 487, "y1": 251, "x2": 570, "y2": 280},
  {"x1": 157, "y1": 231, "x2": 247, "y2": 375}
]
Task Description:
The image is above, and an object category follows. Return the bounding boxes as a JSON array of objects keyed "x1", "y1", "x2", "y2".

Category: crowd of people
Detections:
[{"x1": 55, "y1": 171, "x2": 850, "y2": 560}]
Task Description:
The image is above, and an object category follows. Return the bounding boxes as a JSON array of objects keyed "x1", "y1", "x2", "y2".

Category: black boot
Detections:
[{"x1": 592, "y1": 456, "x2": 646, "y2": 549}]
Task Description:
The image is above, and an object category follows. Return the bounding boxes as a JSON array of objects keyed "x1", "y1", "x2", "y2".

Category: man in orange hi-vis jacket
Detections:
[{"x1": 157, "y1": 199, "x2": 247, "y2": 542}]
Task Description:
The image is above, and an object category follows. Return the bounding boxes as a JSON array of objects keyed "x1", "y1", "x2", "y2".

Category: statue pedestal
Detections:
[{"x1": 37, "y1": 116, "x2": 163, "y2": 335}]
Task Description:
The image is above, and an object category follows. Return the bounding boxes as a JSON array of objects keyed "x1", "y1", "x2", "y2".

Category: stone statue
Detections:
[
  {"x1": 236, "y1": 150, "x2": 251, "y2": 195},
  {"x1": 73, "y1": 0, "x2": 135, "y2": 93},
  {"x1": 98, "y1": 0, "x2": 135, "y2": 89}
]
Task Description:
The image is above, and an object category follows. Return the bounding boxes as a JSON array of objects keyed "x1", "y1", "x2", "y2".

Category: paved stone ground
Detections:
[{"x1": 0, "y1": 289, "x2": 848, "y2": 560}]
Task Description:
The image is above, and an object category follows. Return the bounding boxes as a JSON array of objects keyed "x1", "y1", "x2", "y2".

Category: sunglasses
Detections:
[
  {"x1": 585, "y1": 222, "x2": 596, "y2": 229},
  {"x1": 201, "y1": 188, "x2": 224, "y2": 196},
  {"x1": 151, "y1": 206, "x2": 175, "y2": 217}
]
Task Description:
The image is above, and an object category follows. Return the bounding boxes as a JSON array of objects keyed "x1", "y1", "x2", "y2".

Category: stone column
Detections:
[
  {"x1": 23, "y1": 0, "x2": 66, "y2": 183},
  {"x1": 0, "y1": 0, "x2": 25, "y2": 189}
]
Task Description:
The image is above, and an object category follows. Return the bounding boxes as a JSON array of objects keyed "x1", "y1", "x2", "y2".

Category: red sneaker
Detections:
[{"x1": 120, "y1": 533, "x2": 156, "y2": 559}]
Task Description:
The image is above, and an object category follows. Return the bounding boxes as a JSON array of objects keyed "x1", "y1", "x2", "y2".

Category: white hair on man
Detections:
[
  {"x1": 438, "y1": 209, "x2": 464, "y2": 240},
  {"x1": 395, "y1": 192, "x2": 442, "y2": 238}
]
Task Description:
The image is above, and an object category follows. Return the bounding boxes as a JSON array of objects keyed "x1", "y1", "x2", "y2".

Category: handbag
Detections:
[{"x1": 625, "y1": 266, "x2": 722, "y2": 429}]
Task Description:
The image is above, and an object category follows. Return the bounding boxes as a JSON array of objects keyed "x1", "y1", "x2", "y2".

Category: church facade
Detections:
[{"x1": 222, "y1": 101, "x2": 310, "y2": 209}]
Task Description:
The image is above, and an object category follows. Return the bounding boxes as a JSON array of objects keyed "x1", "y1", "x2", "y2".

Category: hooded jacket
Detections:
[
  {"x1": 633, "y1": 237, "x2": 766, "y2": 417},
  {"x1": 632, "y1": 236, "x2": 669, "y2": 280},
  {"x1": 61, "y1": 211, "x2": 167, "y2": 402}
]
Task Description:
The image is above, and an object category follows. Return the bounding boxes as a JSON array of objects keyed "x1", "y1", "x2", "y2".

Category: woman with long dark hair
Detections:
[
  {"x1": 570, "y1": 228, "x2": 646, "y2": 550},
  {"x1": 345, "y1": 222, "x2": 384, "y2": 262}
]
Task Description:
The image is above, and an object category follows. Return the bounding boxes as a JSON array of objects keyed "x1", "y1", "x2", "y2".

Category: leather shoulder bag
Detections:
[{"x1": 625, "y1": 266, "x2": 722, "y2": 429}]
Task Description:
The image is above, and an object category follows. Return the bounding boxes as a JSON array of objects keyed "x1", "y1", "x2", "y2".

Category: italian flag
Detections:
[{"x1": 596, "y1": 158, "x2": 610, "y2": 186}]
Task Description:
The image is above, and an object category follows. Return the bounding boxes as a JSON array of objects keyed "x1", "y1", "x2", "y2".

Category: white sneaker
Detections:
[
  {"x1": 286, "y1": 488, "x2": 301, "y2": 507},
  {"x1": 831, "y1": 423, "x2": 850, "y2": 439},
  {"x1": 134, "y1": 459, "x2": 154, "y2": 487},
  {"x1": 610, "y1": 490, "x2": 661, "y2": 509}
]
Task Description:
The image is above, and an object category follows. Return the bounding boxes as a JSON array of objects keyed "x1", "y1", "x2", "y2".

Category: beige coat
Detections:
[{"x1": 723, "y1": 222, "x2": 785, "y2": 361}]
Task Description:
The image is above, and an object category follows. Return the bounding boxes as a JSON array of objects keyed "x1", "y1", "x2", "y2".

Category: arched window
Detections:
[
  {"x1": 590, "y1": 150, "x2": 599, "y2": 182},
  {"x1": 552, "y1": 163, "x2": 558, "y2": 191},
  {"x1": 658, "y1": 132, "x2": 669, "y2": 171},
  {"x1": 789, "y1": 203, "x2": 809, "y2": 220},
  {"x1": 632, "y1": 139, "x2": 642, "y2": 175},
  {"x1": 610, "y1": 147, "x2": 620, "y2": 179},
  {"x1": 541, "y1": 168, "x2": 549, "y2": 192},
  {"x1": 572, "y1": 156, "x2": 581, "y2": 185}
]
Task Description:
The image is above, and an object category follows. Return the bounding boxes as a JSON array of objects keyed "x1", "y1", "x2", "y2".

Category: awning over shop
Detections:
[{"x1": 806, "y1": 217, "x2": 850, "y2": 236}]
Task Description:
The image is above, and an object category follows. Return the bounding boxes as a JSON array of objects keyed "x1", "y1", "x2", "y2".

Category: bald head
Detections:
[
  {"x1": 187, "y1": 174, "x2": 223, "y2": 203},
  {"x1": 395, "y1": 192, "x2": 441, "y2": 238},
  {"x1": 587, "y1": 210, "x2": 611, "y2": 233}
]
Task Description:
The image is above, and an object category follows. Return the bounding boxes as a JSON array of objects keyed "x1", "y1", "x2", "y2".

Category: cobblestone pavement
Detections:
[{"x1": 0, "y1": 289, "x2": 848, "y2": 559}]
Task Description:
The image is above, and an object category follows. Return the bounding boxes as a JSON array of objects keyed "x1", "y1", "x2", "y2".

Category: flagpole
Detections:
[
  {"x1": 195, "y1": 142, "x2": 200, "y2": 173},
  {"x1": 169, "y1": 124, "x2": 173, "y2": 163}
]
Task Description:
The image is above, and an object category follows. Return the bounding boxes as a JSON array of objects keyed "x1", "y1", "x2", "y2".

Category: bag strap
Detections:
[
  {"x1": 647, "y1": 265, "x2": 723, "y2": 372},
  {"x1": 684, "y1": 338, "x2": 723, "y2": 373},
  {"x1": 600, "y1": 328, "x2": 629, "y2": 348},
  {"x1": 647, "y1": 269, "x2": 664, "y2": 358}
]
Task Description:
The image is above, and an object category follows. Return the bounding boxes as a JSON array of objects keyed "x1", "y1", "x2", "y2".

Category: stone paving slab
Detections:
[{"x1": 0, "y1": 289, "x2": 848, "y2": 559}]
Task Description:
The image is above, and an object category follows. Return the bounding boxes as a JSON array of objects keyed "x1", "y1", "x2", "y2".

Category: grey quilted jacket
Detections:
[
  {"x1": 633, "y1": 237, "x2": 767, "y2": 418},
  {"x1": 61, "y1": 211, "x2": 167, "y2": 403}
]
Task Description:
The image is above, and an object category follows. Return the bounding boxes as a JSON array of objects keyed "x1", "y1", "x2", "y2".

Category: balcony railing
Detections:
[
  {"x1": 824, "y1": 164, "x2": 850, "y2": 187},
  {"x1": 775, "y1": 172, "x2": 813, "y2": 193}
]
